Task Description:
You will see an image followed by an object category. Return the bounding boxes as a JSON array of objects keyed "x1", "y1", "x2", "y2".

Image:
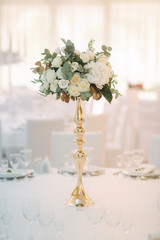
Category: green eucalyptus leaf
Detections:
[
  {"x1": 80, "y1": 91, "x2": 92, "y2": 101},
  {"x1": 102, "y1": 45, "x2": 107, "y2": 52},
  {"x1": 61, "y1": 38, "x2": 67, "y2": 45},
  {"x1": 107, "y1": 47, "x2": 112, "y2": 51},
  {"x1": 61, "y1": 62, "x2": 73, "y2": 80},
  {"x1": 100, "y1": 84, "x2": 113, "y2": 103}
]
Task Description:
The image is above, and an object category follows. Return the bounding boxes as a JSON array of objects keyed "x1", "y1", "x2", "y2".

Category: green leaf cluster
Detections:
[
  {"x1": 101, "y1": 45, "x2": 112, "y2": 58},
  {"x1": 100, "y1": 84, "x2": 113, "y2": 103},
  {"x1": 80, "y1": 91, "x2": 93, "y2": 101},
  {"x1": 61, "y1": 62, "x2": 73, "y2": 80}
]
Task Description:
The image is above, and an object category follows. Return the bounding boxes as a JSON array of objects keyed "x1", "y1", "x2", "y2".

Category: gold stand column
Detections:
[{"x1": 66, "y1": 97, "x2": 94, "y2": 207}]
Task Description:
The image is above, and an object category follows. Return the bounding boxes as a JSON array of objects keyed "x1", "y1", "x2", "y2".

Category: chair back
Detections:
[
  {"x1": 26, "y1": 119, "x2": 64, "y2": 163},
  {"x1": 51, "y1": 131, "x2": 103, "y2": 168},
  {"x1": 148, "y1": 135, "x2": 160, "y2": 169}
]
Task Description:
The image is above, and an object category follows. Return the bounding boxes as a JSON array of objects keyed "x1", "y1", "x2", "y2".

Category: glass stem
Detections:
[
  {"x1": 29, "y1": 222, "x2": 33, "y2": 240},
  {"x1": 44, "y1": 227, "x2": 48, "y2": 240},
  {"x1": 94, "y1": 224, "x2": 97, "y2": 240}
]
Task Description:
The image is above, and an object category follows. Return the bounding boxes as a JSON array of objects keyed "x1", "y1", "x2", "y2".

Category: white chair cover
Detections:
[
  {"x1": 51, "y1": 131, "x2": 103, "y2": 168},
  {"x1": 26, "y1": 119, "x2": 64, "y2": 163},
  {"x1": 148, "y1": 135, "x2": 160, "y2": 169},
  {"x1": 0, "y1": 120, "x2": 1, "y2": 162}
]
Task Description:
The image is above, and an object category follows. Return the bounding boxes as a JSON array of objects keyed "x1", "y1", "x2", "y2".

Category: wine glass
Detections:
[
  {"x1": 38, "y1": 205, "x2": 54, "y2": 240},
  {"x1": 116, "y1": 155, "x2": 124, "y2": 176},
  {"x1": 22, "y1": 199, "x2": 41, "y2": 240},
  {"x1": 20, "y1": 149, "x2": 32, "y2": 170},
  {"x1": 104, "y1": 206, "x2": 121, "y2": 240},
  {"x1": 132, "y1": 149, "x2": 144, "y2": 180},
  {"x1": 121, "y1": 217, "x2": 133, "y2": 240},
  {"x1": 3, "y1": 210, "x2": 12, "y2": 240},
  {"x1": 0, "y1": 199, "x2": 7, "y2": 239},
  {"x1": 85, "y1": 203, "x2": 104, "y2": 240},
  {"x1": 1, "y1": 159, "x2": 9, "y2": 181},
  {"x1": 9, "y1": 153, "x2": 21, "y2": 180},
  {"x1": 123, "y1": 151, "x2": 134, "y2": 174}
]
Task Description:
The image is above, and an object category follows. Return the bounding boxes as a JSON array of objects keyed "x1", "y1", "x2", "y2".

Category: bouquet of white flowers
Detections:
[{"x1": 31, "y1": 39, "x2": 120, "y2": 103}]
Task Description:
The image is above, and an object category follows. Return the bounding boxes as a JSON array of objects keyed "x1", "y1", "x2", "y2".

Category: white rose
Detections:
[
  {"x1": 58, "y1": 79, "x2": 69, "y2": 89},
  {"x1": 80, "y1": 53, "x2": 89, "y2": 63},
  {"x1": 55, "y1": 47, "x2": 61, "y2": 54},
  {"x1": 98, "y1": 55, "x2": 108, "y2": 64},
  {"x1": 46, "y1": 69, "x2": 56, "y2": 83},
  {"x1": 71, "y1": 62, "x2": 79, "y2": 72},
  {"x1": 78, "y1": 79, "x2": 90, "y2": 92},
  {"x1": 67, "y1": 84, "x2": 80, "y2": 97},
  {"x1": 71, "y1": 73, "x2": 81, "y2": 85},
  {"x1": 56, "y1": 67, "x2": 64, "y2": 79},
  {"x1": 74, "y1": 49, "x2": 80, "y2": 56},
  {"x1": 86, "y1": 62, "x2": 112, "y2": 89},
  {"x1": 51, "y1": 56, "x2": 63, "y2": 68},
  {"x1": 86, "y1": 50, "x2": 95, "y2": 61},
  {"x1": 50, "y1": 80, "x2": 58, "y2": 92}
]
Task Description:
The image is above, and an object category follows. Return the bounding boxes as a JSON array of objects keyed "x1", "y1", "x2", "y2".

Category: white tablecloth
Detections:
[{"x1": 0, "y1": 168, "x2": 160, "y2": 240}]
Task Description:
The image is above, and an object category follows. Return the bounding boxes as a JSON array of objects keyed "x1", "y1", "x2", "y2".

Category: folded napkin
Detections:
[
  {"x1": 148, "y1": 231, "x2": 160, "y2": 240},
  {"x1": 34, "y1": 157, "x2": 52, "y2": 174},
  {"x1": 130, "y1": 164, "x2": 156, "y2": 176}
]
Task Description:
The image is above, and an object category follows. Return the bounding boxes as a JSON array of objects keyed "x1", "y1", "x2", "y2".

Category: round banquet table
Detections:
[{"x1": 0, "y1": 168, "x2": 160, "y2": 240}]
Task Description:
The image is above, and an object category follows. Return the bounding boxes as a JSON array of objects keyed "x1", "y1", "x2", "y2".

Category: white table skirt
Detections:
[{"x1": 0, "y1": 168, "x2": 160, "y2": 240}]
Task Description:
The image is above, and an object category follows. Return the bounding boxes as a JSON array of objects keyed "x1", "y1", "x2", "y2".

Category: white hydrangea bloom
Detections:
[
  {"x1": 55, "y1": 47, "x2": 61, "y2": 54},
  {"x1": 51, "y1": 56, "x2": 63, "y2": 68},
  {"x1": 80, "y1": 53, "x2": 89, "y2": 63},
  {"x1": 86, "y1": 50, "x2": 95, "y2": 60},
  {"x1": 56, "y1": 67, "x2": 64, "y2": 79},
  {"x1": 46, "y1": 69, "x2": 56, "y2": 83},
  {"x1": 71, "y1": 62, "x2": 79, "y2": 72},
  {"x1": 50, "y1": 80, "x2": 59, "y2": 92},
  {"x1": 86, "y1": 61, "x2": 113, "y2": 89}
]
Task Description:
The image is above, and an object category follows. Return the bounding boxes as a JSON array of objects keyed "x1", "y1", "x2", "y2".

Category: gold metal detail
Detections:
[{"x1": 65, "y1": 97, "x2": 94, "y2": 207}]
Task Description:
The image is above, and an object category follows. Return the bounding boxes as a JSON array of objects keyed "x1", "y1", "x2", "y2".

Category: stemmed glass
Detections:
[
  {"x1": 3, "y1": 210, "x2": 12, "y2": 240},
  {"x1": 132, "y1": 149, "x2": 144, "y2": 179},
  {"x1": 104, "y1": 207, "x2": 121, "y2": 240},
  {"x1": 123, "y1": 151, "x2": 134, "y2": 175},
  {"x1": 22, "y1": 199, "x2": 41, "y2": 240},
  {"x1": 0, "y1": 199, "x2": 7, "y2": 239},
  {"x1": 116, "y1": 155, "x2": 124, "y2": 176},
  {"x1": 1, "y1": 159, "x2": 9, "y2": 181},
  {"x1": 121, "y1": 217, "x2": 133, "y2": 240},
  {"x1": 38, "y1": 205, "x2": 54, "y2": 240},
  {"x1": 9, "y1": 153, "x2": 21, "y2": 181},
  {"x1": 20, "y1": 149, "x2": 32, "y2": 171},
  {"x1": 85, "y1": 203, "x2": 104, "y2": 240}
]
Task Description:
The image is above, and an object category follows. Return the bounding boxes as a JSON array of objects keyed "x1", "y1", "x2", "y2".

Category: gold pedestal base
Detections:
[
  {"x1": 65, "y1": 185, "x2": 94, "y2": 207},
  {"x1": 66, "y1": 97, "x2": 94, "y2": 207}
]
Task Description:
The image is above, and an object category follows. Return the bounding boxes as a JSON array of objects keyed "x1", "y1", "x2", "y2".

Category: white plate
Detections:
[
  {"x1": 123, "y1": 168, "x2": 160, "y2": 178},
  {"x1": 59, "y1": 165, "x2": 105, "y2": 176},
  {"x1": 0, "y1": 169, "x2": 34, "y2": 179}
]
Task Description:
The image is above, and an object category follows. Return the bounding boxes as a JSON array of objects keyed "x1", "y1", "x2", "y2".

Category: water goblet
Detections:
[
  {"x1": 22, "y1": 198, "x2": 41, "y2": 240},
  {"x1": 85, "y1": 203, "x2": 104, "y2": 240},
  {"x1": 116, "y1": 155, "x2": 124, "y2": 177},
  {"x1": 3, "y1": 210, "x2": 12, "y2": 240},
  {"x1": 123, "y1": 151, "x2": 134, "y2": 175},
  {"x1": 104, "y1": 206, "x2": 121, "y2": 240},
  {"x1": 121, "y1": 217, "x2": 133, "y2": 240},
  {"x1": 9, "y1": 153, "x2": 21, "y2": 181},
  {"x1": 20, "y1": 149, "x2": 32, "y2": 169},
  {"x1": 1, "y1": 159, "x2": 9, "y2": 181},
  {"x1": 38, "y1": 205, "x2": 54, "y2": 240}
]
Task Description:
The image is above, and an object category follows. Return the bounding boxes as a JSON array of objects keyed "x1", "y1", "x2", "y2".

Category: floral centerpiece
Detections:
[
  {"x1": 31, "y1": 39, "x2": 120, "y2": 207},
  {"x1": 31, "y1": 39, "x2": 120, "y2": 103}
]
